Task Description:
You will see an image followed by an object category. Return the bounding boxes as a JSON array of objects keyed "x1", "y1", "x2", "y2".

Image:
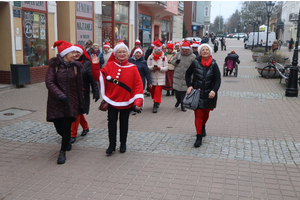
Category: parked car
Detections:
[
  {"x1": 233, "y1": 33, "x2": 246, "y2": 38},
  {"x1": 185, "y1": 37, "x2": 202, "y2": 43},
  {"x1": 217, "y1": 34, "x2": 225, "y2": 38},
  {"x1": 226, "y1": 33, "x2": 234, "y2": 38}
]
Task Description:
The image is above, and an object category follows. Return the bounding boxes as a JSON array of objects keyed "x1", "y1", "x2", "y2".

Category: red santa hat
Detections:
[
  {"x1": 153, "y1": 39, "x2": 162, "y2": 51},
  {"x1": 103, "y1": 41, "x2": 110, "y2": 48},
  {"x1": 192, "y1": 41, "x2": 200, "y2": 48},
  {"x1": 135, "y1": 39, "x2": 141, "y2": 45},
  {"x1": 107, "y1": 41, "x2": 130, "y2": 63},
  {"x1": 133, "y1": 47, "x2": 143, "y2": 56},
  {"x1": 51, "y1": 40, "x2": 76, "y2": 57},
  {"x1": 73, "y1": 44, "x2": 91, "y2": 62},
  {"x1": 166, "y1": 43, "x2": 174, "y2": 50},
  {"x1": 167, "y1": 40, "x2": 173, "y2": 44},
  {"x1": 175, "y1": 42, "x2": 180, "y2": 47},
  {"x1": 118, "y1": 40, "x2": 124, "y2": 43},
  {"x1": 181, "y1": 40, "x2": 191, "y2": 49}
]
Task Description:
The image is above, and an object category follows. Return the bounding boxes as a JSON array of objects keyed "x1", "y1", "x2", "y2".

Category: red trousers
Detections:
[
  {"x1": 194, "y1": 109, "x2": 211, "y2": 135},
  {"x1": 71, "y1": 114, "x2": 89, "y2": 137},
  {"x1": 150, "y1": 85, "x2": 163, "y2": 103}
]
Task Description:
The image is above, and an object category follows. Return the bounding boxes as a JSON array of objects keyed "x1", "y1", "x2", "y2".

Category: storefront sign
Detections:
[
  {"x1": 14, "y1": 1, "x2": 22, "y2": 8},
  {"x1": 22, "y1": 1, "x2": 46, "y2": 11},
  {"x1": 24, "y1": 22, "x2": 33, "y2": 38},
  {"x1": 76, "y1": 1, "x2": 93, "y2": 19},
  {"x1": 40, "y1": 25, "x2": 46, "y2": 39},
  {"x1": 13, "y1": 9, "x2": 21, "y2": 18},
  {"x1": 76, "y1": 19, "x2": 93, "y2": 47}
]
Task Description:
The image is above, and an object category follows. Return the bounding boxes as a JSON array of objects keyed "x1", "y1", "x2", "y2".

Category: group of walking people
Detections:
[{"x1": 45, "y1": 38, "x2": 221, "y2": 164}]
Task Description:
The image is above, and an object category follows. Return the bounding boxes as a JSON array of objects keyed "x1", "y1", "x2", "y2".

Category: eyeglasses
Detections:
[
  {"x1": 116, "y1": 51, "x2": 127, "y2": 54},
  {"x1": 192, "y1": 47, "x2": 198, "y2": 49}
]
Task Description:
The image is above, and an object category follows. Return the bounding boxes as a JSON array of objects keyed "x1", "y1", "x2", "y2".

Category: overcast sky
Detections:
[{"x1": 210, "y1": 1, "x2": 242, "y2": 22}]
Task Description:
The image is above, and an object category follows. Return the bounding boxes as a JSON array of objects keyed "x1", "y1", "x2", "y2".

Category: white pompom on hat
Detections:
[
  {"x1": 198, "y1": 44, "x2": 213, "y2": 55},
  {"x1": 52, "y1": 40, "x2": 76, "y2": 57},
  {"x1": 135, "y1": 39, "x2": 141, "y2": 45}
]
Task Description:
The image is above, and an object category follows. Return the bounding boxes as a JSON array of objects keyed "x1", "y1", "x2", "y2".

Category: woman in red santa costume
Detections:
[
  {"x1": 91, "y1": 42, "x2": 144, "y2": 155},
  {"x1": 147, "y1": 39, "x2": 169, "y2": 113}
]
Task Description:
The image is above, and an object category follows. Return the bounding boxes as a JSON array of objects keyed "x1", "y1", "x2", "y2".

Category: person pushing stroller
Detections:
[{"x1": 224, "y1": 51, "x2": 240, "y2": 76}]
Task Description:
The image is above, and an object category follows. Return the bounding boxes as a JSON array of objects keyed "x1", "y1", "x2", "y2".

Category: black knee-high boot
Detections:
[{"x1": 194, "y1": 134, "x2": 203, "y2": 147}]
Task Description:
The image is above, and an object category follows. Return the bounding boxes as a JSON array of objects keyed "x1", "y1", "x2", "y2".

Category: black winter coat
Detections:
[
  {"x1": 185, "y1": 57, "x2": 221, "y2": 109},
  {"x1": 45, "y1": 55, "x2": 85, "y2": 122},
  {"x1": 128, "y1": 56, "x2": 152, "y2": 89},
  {"x1": 80, "y1": 59, "x2": 100, "y2": 114}
]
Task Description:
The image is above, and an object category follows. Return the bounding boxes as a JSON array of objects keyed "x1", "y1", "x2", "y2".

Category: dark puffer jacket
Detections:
[
  {"x1": 45, "y1": 55, "x2": 85, "y2": 122},
  {"x1": 128, "y1": 56, "x2": 152, "y2": 89},
  {"x1": 185, "y1": 56, "x2": 221, "y2": 109},
  {"x1": 80, "y1": 58, "x2": 100, "y2": 115}
]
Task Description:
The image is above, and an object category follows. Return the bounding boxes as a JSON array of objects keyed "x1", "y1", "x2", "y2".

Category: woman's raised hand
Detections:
[{"x1": 91, "y1": 54, "x2": 99, "y2": 64}]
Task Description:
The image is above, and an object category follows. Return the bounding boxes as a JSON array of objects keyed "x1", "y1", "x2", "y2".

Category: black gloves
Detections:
[
  {"x1": 132, "y1": 105, "x2": 142, "y2": 114},
  {"x1": 60, "y1": 96, "x2": 68, "y2": 104},
  {"x1": 175, "y1": 59, "x2": 181, "y2": 64},
  {"x1": 93, "y1": 94, "x2": 100, "y2": 102}
]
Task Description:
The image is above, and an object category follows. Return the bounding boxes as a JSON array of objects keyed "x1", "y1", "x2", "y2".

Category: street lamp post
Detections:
[
  {"x1": 265, "y1": 1, "x2": 274, "y2": 52},
  {"x1": 256, "y1": 13, "x2": 261, "y2": 47},
  {"x1": 252, "y1": 20, "x2": 256, "y2": 50},
  {"x1": 238, "y1": 22, "x2": 240, "y2": 40},
  {"x1": 286, "y1": 9, "x2": 300, "y2": 97}
]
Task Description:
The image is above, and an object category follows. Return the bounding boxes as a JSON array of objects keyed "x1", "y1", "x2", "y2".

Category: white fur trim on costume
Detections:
[
  {"x1": 99, "y1": 73, "x2": 144, "y2": 107},
  {"x1": 181, "y1": 46, "x2": 191, "y2": 49},
  {"x1": 113, "y1": 62, "x2": 135, "y2": 68},
  {"x1": 104, "y1": 45, "x2": 110, "y2": 48},
  {"x1": 198, "y1": 44, "x2": 212, "y2": 55},
  {"x1": 192, "y1": 43, "x2": 200, "y2": 48},
  {"x1": 113, "y1": 43, "x2": 129, "y2": 56},
  {"x1": 51, "y1": 46, "x2": 55, "y2": 50},
  {"x1": 133, "y1": 48, "x2": 143, "y2": 56},
  {"x1": 73, "y1": 46, "x2": 83, "y2": 54},
  {"x1": 60, "y1": 46, "x2": 76, "y2": 57},
  {"x1": 175, "y1": 43, "x2": 180, "y2": 46}
]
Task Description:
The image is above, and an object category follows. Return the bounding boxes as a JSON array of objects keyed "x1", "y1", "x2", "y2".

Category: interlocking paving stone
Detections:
[
  {"x1": 1, "y1": 121, "x2": 300, "y2": 165},
  {"x1": 218, "y1": 91, "x2": 300, "y2": 100}
]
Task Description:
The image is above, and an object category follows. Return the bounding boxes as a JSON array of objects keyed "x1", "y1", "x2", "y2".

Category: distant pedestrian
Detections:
[
  {"x1": 102, "y1": 41, "x2": 113, "y2": 68},
  {"x1": 271, "y1": 40, "x2": 279, "y2": 53},
  {"x1": 289, "y1": 38, "x2": 294, "y2": 52},
  {"x1": 46, "y1": 40, "x2": 85, "y2": 164},
  {"x1": 278, "y1": 39, "x2": 283, "y2": 51},
  {"x1": 175, "y1": 42, "x2": 181, "y2": 52},
  {"x1": 89, "y1": 43, "x2": 104, "y2": 68},
  {"x1": 171, "y1": 40, "x2": 196, "y2": 112},
  {"x1": 192, "y1": 42, "x2": 200, "y2": 58},
  {"x1": 220, "y1": 37, "x2": 226, "y2": 51},
  {"x1": 213, "y1": 40, "x2": 219, "y2": 53},
  {"x1": 130, "y1": 39, "x2": 144, "y2": 57},
  {"x1": 185, "y1": 44, "x2": 221, "y2": 147},
  {"x1": 163, "y1": 43, "x2": 176, "y2": 96},
  {"x1": 85, "y1": 40, "x2": 93, "y2": 54},
  {"x1": 147, "y1": 39, "x2": 169, "y2": 113}
]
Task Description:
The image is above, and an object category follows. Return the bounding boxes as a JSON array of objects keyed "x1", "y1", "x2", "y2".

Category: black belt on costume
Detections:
[{"x1": 106, "y1": 78, "x2": 131, "y2": 93}]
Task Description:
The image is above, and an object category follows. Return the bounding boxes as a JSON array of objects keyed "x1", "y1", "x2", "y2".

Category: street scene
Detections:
[{"x1": 1, "y1": 39, "x2": 300, "y2": 200}]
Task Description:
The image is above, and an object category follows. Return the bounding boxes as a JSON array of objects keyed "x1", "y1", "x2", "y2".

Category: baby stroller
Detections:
[{"x1": 223, "y1": 52, "x2": 240, "y2": 77}]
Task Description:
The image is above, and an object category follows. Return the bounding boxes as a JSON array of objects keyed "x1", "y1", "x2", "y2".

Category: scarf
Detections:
[
  {"x1": 92, "y1": 49, "x2": 100, "y2": 56},
  {"x1": 201, "y1": 56, "x2": 212, "y2": 67},
  {"x1": 153, "y1": 52, "x2": 163, "y2": 61}
]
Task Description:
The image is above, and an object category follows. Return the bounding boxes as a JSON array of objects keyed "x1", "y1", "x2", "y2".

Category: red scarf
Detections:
[
  {"x1": 201, "y1": 56, "x2": 212, "y2": 67},
  {"x1": 80, "y1": 60, "x2": 84, "y2": 64},
  {"x1": 92, "y1": 49, "x2": 100, "y2": 56},
  {"x1": 153, "y1": 52, "x2": 163, "y2": 61}
]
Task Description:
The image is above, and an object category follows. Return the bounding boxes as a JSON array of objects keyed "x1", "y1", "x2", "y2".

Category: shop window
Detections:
[
  {"x1": 139, "y1": 14, "x2": 152, "y2": 48},
  {"x1": 102, "y1": 1, "x2": 112, "y2": 21},
  {"x1": 114, "y1": 24, "x2": 128, "y2": 46},
  {"x1": 23, "y1": 11, "x2": 47, "y2": 67},
  {"x1": 205, "y1": 6, "x2": 209, "y2": 17},
  {"x1": 115, "y1": 2, "x2": 129, "y2": 23},
  {"x1": 161, "y1": 20, "x2": 169, "y2": 44},
  {"x1": 102, "y1": 23, "x2": 113, "y2": 47}
]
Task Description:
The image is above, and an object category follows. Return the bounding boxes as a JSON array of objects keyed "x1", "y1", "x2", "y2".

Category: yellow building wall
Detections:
[
  {"x1": 48, "y1": 13, "x2": 55, "y2": 58},
  {"x1": 0, "y1": 2, "x2": 13, "y2": 71},
  {"x1": 57, "y1": 1, "x2": 76, "y2": 44},
  {"x1": 13, "y1": 9, "x2": 23, "y2": 64}
]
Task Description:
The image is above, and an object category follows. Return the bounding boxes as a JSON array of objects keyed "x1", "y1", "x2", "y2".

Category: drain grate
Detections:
[{"x1": 0, "y1": 108, "x2": 33, "y2": 121}]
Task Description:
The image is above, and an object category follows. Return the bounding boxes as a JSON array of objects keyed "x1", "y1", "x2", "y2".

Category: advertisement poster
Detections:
[
  {"x1": 40, "y1": 25, "x2": 46, "y2": 39},
  {"x1": 33, "y1": 23, "x2": 39, "y2": 38},
  {"x1": 76, "y1": 18, "x2": 93, "y2": 47}
]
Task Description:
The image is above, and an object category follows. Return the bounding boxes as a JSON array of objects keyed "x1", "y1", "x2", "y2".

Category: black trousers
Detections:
[
  {"x1": 175, "y1": 90, "x2": 186, "y2": 103},
  {"x1": 53, "y1": 117, "x2": 73, "y2": 151},
  {"x1": 107, "y1": 106, "x2": 131, "y2": 147}
]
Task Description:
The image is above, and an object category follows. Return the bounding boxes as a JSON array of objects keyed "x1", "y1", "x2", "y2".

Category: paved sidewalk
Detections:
[{"x1": 0, "y1": 39, "x2": 300, "y2": 200}]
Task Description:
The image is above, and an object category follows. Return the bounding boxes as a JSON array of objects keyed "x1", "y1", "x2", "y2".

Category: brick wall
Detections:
[
  {"x1": 0, "y1": 66, "x2": 49, "y2": 84},
  {"x1": 0, "y1": 70, "x2": 11, "y2": 84},
  {"x1": 30, "y1": 66, "x2": 49, "y2": 84}
]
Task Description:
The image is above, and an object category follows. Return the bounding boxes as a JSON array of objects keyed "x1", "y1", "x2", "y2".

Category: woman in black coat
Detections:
[
  {"x1": 289, "y1": 38, "x2": 294, "y2": 52},
  {"x1": 185, "y1": 44, "x2": 221, "y2": 148},
  {"x1": 46, "y1": 40, "x2": 85, "y2": 164},
  {"x1": 128, "y1": 48, "x2": 152, "y2": 91},
  {"x1": 70, "y1": 44, "x2": 100, "y2": 143}
]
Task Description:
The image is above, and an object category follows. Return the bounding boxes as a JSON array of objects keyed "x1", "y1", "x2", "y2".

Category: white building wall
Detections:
[{"x1": 281, "y1": 1, "x2": 299, "y2": 45}]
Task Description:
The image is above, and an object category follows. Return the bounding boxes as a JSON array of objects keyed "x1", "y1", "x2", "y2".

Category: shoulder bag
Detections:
[{"x1": 182, "y1": 89, "x2": 200, "y2": 110}]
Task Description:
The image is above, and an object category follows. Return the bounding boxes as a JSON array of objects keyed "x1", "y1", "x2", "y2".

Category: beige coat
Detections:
[
  {"x1": 147, "y1": 53, "x2": 169, "y2": 86},
  {"x1": 165, "y1": 51, "x2": 176, "y2": 70},
  {"x1": 103, "y1": 48, "x2": 113, "y2": 67}
]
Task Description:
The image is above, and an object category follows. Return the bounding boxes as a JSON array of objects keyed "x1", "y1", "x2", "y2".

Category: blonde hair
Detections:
[{"x1": 92, "y1": 43, "x2": 99, "y2": 48}]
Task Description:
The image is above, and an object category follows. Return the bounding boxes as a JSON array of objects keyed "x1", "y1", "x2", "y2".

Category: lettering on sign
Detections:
[
  {"x1": 76, "y1": 1, "x2": 93, "y2": 18},
  {"x1": 76, "y1": 19, "x2": 93, "y2": 47},
  {"x1": 24, "y1": 22, "x2": 33, "y2": 38},
  {"x1": 22, "y1": 1, "x2": 46, "y2": 11}
]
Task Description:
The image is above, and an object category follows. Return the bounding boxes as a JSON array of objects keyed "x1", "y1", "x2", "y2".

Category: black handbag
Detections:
[{"x1": 182, "y1": 89, "x2": 200, "y2": 110}]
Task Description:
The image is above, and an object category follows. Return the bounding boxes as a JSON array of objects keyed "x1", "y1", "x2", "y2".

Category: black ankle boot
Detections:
[
  {"x1": 201, "y1": 125, "x2": 206, "y2": 137},
  {"x1": 171, "y1": 90, "x2": 174, "y2": 95},
  {"x1": 153, "y1": 103, "x2": 157, "y2": 113},
  {"x1": 81, "y1": 128, "x2": 89, "y2": 136},
  {"x1": 120, "y1": 143, "x2": 126, "y2": 153},
  {"x1": 66, "y1": 142, "x2": 72, "y2": 151},
  {"x1": 181, "y1": 104, "x2": 187, "y2": 112},
  {"x1": 106, "y1": 145, "x2": 116, "y2": 155},
  {"x1": 194, "y1": 135, "x2": 203, "y2": 148},
  {"x1": 57, "y1": 150, "x2": 66, "y2": 164},
  {"x1": 175, "y1": 100, "x2": 180, "y2": 108},
  {"x1": 166, "y1": 91, "x2": 170, "y2": 96}
]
